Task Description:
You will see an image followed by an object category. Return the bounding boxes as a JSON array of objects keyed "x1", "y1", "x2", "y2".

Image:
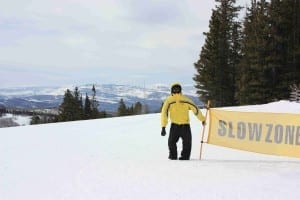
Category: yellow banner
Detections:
[{"x1": 207, "y1": 109, "x2": 300, "y2": 158}]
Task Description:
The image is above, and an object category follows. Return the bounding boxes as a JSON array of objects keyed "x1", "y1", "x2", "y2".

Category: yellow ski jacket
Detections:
[{"x1": 161, "y1": 93, "x2": 205, "y2": 127}]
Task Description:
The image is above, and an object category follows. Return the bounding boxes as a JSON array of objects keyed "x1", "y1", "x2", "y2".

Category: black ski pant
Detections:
[{"x1": 168, "y1": 123, "x2": 192, "y2": 160}]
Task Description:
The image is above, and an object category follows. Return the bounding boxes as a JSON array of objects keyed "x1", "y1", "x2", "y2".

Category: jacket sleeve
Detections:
[
  {"x1": 187, "y1": 98, "x2": 206, "y2": 122},
  {"x1": 161, "y1": 98, "x2": 169, "y2": 127}
]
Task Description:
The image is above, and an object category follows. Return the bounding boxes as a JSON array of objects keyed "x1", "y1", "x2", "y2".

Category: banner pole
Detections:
[{"x1": 199, "y1": 100, "x2": 210, "y2": 160}]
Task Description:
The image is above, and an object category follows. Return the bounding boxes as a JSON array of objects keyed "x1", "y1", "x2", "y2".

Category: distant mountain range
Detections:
[{"x1": 0, "y1": 84, "x2": 203, "y2": 113}]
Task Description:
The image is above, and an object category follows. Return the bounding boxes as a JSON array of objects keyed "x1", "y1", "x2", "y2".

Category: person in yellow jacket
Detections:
[{"x1": 161, "y1": 83, "x2": 206, "y2": 160}]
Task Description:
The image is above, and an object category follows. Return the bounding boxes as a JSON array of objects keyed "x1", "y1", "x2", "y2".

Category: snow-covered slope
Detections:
[{"x1": 1, "y1": 101, "x2": 300, "y2": 200}]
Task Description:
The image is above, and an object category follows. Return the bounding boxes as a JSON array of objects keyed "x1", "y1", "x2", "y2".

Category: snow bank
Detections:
[{"x1": 220, "y1": 100, "x2": 300, "y2": 113}]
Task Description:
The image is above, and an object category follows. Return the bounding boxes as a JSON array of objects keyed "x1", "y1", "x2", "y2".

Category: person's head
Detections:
[{"x1": 171, "y1": 83, "x2": 182, "y2": 94}]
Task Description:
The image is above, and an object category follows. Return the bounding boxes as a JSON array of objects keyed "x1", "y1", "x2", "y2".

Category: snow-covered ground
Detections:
[{"x1": 1, "y1": 101, "x2": 300, "y2": 200}]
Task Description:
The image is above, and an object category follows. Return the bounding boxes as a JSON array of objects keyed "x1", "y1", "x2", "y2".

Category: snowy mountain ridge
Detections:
[{"x1": 0, "y1": 83, "x2": 203, "y2": 112}]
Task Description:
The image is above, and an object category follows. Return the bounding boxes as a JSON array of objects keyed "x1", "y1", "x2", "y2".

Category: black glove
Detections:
[
  {"x1": 161, "y1": 127, "x2": 166, "y2": 136},
  {"x1": 202, "y1": 121, "x2": 206, "y2": 126}
]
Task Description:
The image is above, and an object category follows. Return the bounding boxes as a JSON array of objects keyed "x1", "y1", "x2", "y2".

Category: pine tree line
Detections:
[
  {"x1": 117, "y1": 99, "x2": 148, "y2": 116},
  {"x1": 55, "y1": 86, "x2": 149, "y2": 123},
  {"x1": 57, "y1": 85, "x2": 106, "y2": 122},
  {"x1": 194, "y1": 0, "x2": 300, "y2": 107}
]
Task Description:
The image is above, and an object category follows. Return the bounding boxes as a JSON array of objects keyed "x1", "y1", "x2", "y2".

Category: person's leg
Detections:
[
  {"x1": 179, "y1": 125, "x2": 192, "y2": 160},
  {"x1": 168, "y1": 124, "x2": 180, "y2": 159}
]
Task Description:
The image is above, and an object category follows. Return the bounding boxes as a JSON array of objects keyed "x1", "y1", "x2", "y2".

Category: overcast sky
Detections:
[{"x1": 0, "y1": 0, "x2": 249, "y2": 88}]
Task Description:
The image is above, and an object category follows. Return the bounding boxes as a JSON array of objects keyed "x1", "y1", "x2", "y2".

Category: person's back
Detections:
[{"x1": 161, "y1": 93, "x2": 202, "y2": 126}]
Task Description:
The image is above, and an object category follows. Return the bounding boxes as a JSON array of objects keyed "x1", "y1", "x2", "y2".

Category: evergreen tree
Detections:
[
  {"x1": 236, "y1": 0, "x2": 300, "y2": 104},
  {"x1": 72, "y1": 87, "x2": 84, "y2": 120},
  {"x1": 30, "y1": 115, "x2": 41, "y2": 125},
  {"x1": 133, "y1": 102, "x2": 143, "y2": 115},
  {"x1": 128, "y1": 105, "x2": 134, "y2": 115},
  {"x1": 194, "y1": 0, "x2": 241, "y2": 107},
  {"x1": 91, "y1": 85, "x2": 99, "y2": 119},
  {"x1": 57, "y1": 86, "x2": 106, "y2": 121},
  {"x1": 116, "y1": 100, "x2": 145, "y2": 116},
  {"x1": 117, "y1": 99, "x2": 127, "y2": 116},
  {"x1": 98, "y1": 110, "x2": 107, "y2": 118},
  {"x1": 236, "y1": 0, "x2": 271, "y2": 104},
  {"x1": 58, "y1": 87, "x2": 84, "y2": 121},
  {"x1": 84, "y1": 93, "x2": 92, "y2": 119},
  {"x1": 267, "y1": 0, "x2": 300, "y2": 99},
  {"x1": 58, "y1": 89, "x2": 76, "y2": 121}
]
